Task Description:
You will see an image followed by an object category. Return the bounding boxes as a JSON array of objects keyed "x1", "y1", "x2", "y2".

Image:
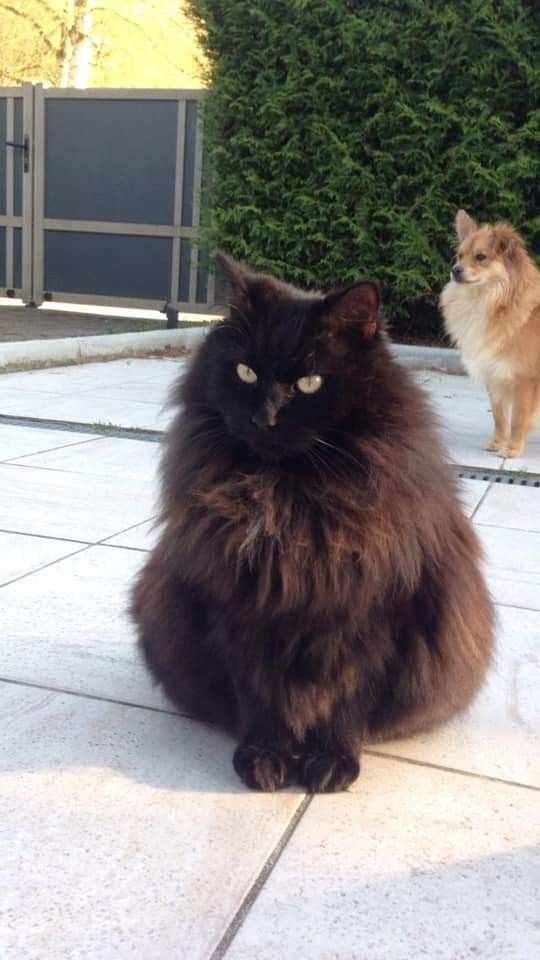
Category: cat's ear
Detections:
[
  {"x1": 324, "y1": 281, "x2": 380, "y2": 339},
  {"x1": 215, "y1": 252, "x2": 251, "y2": 311},
  {"x1": 455, "y1": 209, "x2": 478, "y2": 242}
]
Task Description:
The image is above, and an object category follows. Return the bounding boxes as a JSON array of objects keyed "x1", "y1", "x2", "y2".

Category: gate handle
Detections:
[{"x1": 5, "y1": 135, "x2": 29, "y2": 172}]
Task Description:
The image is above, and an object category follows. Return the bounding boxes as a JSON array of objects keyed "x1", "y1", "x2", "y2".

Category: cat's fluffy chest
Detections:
[
  {"x1": 179, "y1": 465, "x2": 372, "y2": 616},
  {"x1": 170, "y1": 469, "x2": 421, "y2": 621}
]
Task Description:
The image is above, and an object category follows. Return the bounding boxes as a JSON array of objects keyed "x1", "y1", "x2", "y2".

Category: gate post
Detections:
[
  {"x1": 22, "y1": 82, "x2": 36, "y2": 306},
  {"x1": 30, "y1": 84, "x2": 44, "y2": 307},
  {"x1": 165, "y1": 304, "x2": 179, "y2": 328}
]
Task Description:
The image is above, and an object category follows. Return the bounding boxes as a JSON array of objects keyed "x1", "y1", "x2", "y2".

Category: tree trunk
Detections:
[{"x1": 59, "y1": 0, "x2": 94, "y2": 87}]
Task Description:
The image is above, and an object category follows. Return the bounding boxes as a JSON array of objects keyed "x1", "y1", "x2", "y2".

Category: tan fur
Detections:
[{"x1": 440, "y1": 210, "x2": 540, "y2": 457}]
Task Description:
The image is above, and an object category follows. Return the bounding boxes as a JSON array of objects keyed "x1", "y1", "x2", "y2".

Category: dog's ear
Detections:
[
  {"x1": 455, "y1": 209, "x2": 478, "y2": 242},
  {"x1": 455, "y1": 209, "x2": 478, "y2": 241},
  {"x1": 491, "y1": 225, "x2": 524, "y2": 260}
]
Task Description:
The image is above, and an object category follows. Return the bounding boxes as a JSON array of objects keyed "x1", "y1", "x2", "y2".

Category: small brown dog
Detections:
[{"x1": 441, "y1": 209, "x2": 540, "y2": 458}]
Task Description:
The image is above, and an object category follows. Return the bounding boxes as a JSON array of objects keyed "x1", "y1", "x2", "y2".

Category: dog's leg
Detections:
[
  {"x1": 500, "y1": 380, "x2": 537, "y2": 458},
  {"x1": 486, "y1": 386, "x2": 510, "y2": 452}
]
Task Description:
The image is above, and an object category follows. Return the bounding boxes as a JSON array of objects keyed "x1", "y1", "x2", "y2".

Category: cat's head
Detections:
[{"x1": 185, "y1": 254, "x2": 382, "y2": 460}]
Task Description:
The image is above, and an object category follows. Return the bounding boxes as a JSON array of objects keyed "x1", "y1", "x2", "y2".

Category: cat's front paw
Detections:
[
  {"x1": 233, "y1": 744, "x2": 292, "y2": 792},
  {"x1": 300, "y1": 753, "x2": 360, "y2": 793}
]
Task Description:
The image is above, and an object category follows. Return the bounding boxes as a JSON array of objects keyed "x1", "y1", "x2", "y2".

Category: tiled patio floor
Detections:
[{"x1": 1, "y1": 358, "x2": 538, "y2": 959}]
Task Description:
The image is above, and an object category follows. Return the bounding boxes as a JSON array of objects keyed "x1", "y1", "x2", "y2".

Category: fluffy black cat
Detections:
[{"x1": 132, "y1": 255, "x2": 494, "y2": 792}]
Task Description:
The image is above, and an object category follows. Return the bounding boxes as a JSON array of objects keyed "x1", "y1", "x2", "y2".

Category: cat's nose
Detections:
[{"x1": 251, "y1": 408, "x2": 275, "y2": 429}]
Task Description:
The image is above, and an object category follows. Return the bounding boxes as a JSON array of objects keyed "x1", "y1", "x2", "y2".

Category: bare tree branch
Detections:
[
  {"x1": 28, "y1": 0, "x2": 65, "y2": 24},
  {"x1": 0, "y1": 3, "x2": 57, "y2": 54}
]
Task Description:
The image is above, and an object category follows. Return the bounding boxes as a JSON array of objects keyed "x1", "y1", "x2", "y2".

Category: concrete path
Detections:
[
  {"x1": 1, "y1": 357, "x2": 539, "y2": 471},
  {"x1": 0, "y1": 303, "x2": 166, "y2": 341},
  {"x1": 1, "y1": 357, "x2": 539, "y2": 959}
]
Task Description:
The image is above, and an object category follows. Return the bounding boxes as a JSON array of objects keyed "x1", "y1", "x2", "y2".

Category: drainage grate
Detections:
[{"x1": 457, "y1": 467, "x2": 540, "y2": 488}]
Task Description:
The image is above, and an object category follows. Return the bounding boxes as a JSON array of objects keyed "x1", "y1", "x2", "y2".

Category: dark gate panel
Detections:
[
  {"x1": 45, "y1": 99, "x2": 178, "y2": 224},
  {"x1": 44, "y1": 232, "x2": 173, "y2": 300},
  {"x1": 32, "y1": 87, "x2": 213, "y2": 313}
]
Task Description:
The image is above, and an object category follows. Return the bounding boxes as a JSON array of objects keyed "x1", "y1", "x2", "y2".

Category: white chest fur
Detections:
[{"x1": 441, "y1": 281, "x2": 513, "y2": 385}]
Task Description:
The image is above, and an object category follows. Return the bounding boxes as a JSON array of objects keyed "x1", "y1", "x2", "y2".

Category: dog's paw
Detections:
[
  {"x1": 300, "y1": 753, "x2": 360, "y2": 793},
  {"x1": 233, "y1": 744, "x2": 292, "y2": 792},
  {"x1": 498, "y1": 445, "x2": 524, "y2": 459},
  {"x1": 486, "y1": 438, "x2": 505, "y2": 452}
]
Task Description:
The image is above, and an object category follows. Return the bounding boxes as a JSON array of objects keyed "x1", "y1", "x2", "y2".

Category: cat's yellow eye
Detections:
[
  {"x1": 236, "y1": 362, "x2": 258, "y2": 384},
  {"x1": 297, "y1": 374, "x2": 323, "y2": 394}
]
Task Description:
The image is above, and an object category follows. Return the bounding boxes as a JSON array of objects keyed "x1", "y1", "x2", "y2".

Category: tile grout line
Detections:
[
  {"x1": 0, "y1": 516, "x2": 156, "y2": 588},
  {"x1": 474, "y1": 521, "x2": 540, "y2": 534},
  {"x1": 0, "y1": 515, "x2": 156, "y2": 548},
  {"x1": 0, "y1": 526, "x2": 90, "y2": 547},
  {"x1": 97, "y1": 541, "x2": 150, "y2": 554},
  {"x1": 0, "y1": 675, "x2": 182, "y2": 717},
  {"x1": 492, "y1": 600, "x2": 540, "y2": 614},
  {"x1": 96, "y1": 514, "x2": 158, "y2": 547},
  {"x1": 97, "y1": 540, "x2": 150, "y2": 553},
  {"x1": 5, "y1": 674, "x2": 540, "y2": 800},
  {"x1": 1, "y1": 460, "x2": 150, "y2": 476},
  {"x1": 210, "y1": 794, "x2": 313, "y2": 960},
  {"x1": 3, "y1": 667, "x2": 538, "y2": 796},
  {"x1": 0, "y1": 526, "x2": 152, "y2": 553},
  {"x1": 1, "y1": 416, "x2": 539, "y2": 476},
  {"x1": 364, "y1": 749, "x2": 539, "y2": 793},
  {"x1": 1, "y1": 435, "x2": 105, "y2": 464},
  {"x1": 0, "y1": 543, "x2": 94, "y2": 590},
  {"x1": 470, "y1": 477, "x2": 493, "y2": 520}
]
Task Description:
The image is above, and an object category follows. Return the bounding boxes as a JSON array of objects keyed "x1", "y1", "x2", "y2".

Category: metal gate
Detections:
[{"x1": 1, "y1": 85, "x2": 213, "y2": 320}]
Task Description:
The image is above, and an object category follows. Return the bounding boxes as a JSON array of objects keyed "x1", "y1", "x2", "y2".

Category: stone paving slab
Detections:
[
  {"x1": 475, "y1": 484, "x2": 540, "y2": 533},
  {"x1": 0, "y1": 462, "x2": 157, "y2": 542},
  {"x1": 0, "y1": 357, "x2": 180, "y2": 393},
  {"x1": 477, "y1": 523, "x2": 540, "y2": 611},
  {"x1": 0, "y1": 422, "x2": 98, "y2": 460},
  {"x1": 0, "y1": 530, "x2": 84, "y2": 586},
  {"x1": 374, "y1": 602, "x2": 540, "y2": 788},
  {"x1": 226, "y1": 756, "x2": 540, "y2": 960},
  {"x1": 0, "y1": 358, "x2": 182, "y2": 432},
  {"x1": 0, "y1": 544, "x2": 168, "y2": 711},
  {"x1": 9, "y1": 434, "x2": 161, "y2": 481},
  {"x1": 1, "y1": 683, "x2": 304, "y2": 960}
]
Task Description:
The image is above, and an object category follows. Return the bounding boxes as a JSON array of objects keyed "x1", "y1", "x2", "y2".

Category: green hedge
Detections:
[{"x1": 188, "y1": 0, "x2": 540, "y2": 339}]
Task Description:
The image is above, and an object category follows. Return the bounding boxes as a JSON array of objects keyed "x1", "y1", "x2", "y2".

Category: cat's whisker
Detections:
[
  {"x1": 315, "y1": 437, "x2": 363, "y2": 472},
  {"x1": 183, "y1": 425, "x2": 226, "y2": 447},
  {"x1": 308, "y1": 443, "x2": 351, "y2": 485},
  {"x1": 189, "y1": 430, "x2": 225, "y2": 446}
]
